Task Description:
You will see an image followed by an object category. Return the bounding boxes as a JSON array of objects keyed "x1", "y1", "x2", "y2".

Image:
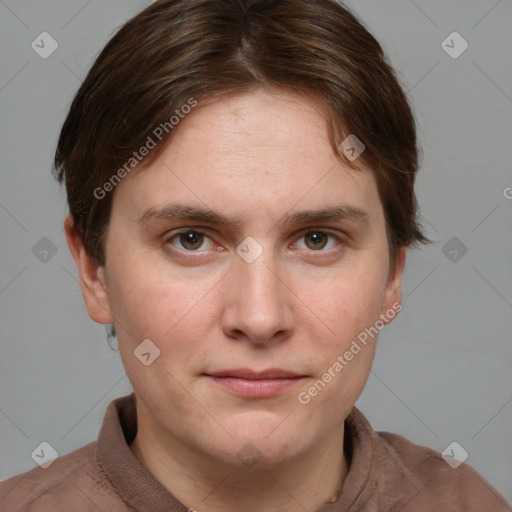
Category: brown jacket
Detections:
[{"x1": 1, "y1": 393, "x2": 510, "y2": 511}]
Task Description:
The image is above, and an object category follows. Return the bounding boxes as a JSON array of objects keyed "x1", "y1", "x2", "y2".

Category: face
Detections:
[{"x1": 68, "y1": 88, "x2": 405, "y2": 469}]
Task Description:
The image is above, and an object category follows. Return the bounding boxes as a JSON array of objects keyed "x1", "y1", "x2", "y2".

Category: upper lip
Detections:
[{"x1": 207, "y1": 368, "x2": 304, "y2": 380}]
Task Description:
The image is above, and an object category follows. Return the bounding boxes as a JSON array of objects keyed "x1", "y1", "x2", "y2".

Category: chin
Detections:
[
  {"x1": 215, "y1": 439, "x2": 303, "y2": 471},
  {"x1": 216, "y1": 420, "x2": 306, "y2": 468}
]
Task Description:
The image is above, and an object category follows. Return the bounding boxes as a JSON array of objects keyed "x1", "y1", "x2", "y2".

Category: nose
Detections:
[{"x1": 221, "y1": 248, "x2": 295, "y2": 346}]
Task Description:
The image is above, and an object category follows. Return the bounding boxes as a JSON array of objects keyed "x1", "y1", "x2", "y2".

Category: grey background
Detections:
[{"x1": 1, "y1": 0, "x2": 511, "y2": 504}]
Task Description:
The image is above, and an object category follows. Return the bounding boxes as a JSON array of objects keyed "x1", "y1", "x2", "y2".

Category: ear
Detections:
[
  {"x1": 64, "y1": 215, "x2": 113, "y2": 324},
  {"x1": 379, "y1": 246, "x2": 406, "y2": 325}
]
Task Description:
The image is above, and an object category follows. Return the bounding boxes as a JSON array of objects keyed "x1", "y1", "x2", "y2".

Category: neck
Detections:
[{"x1": 130, "y1": 416, "x2": 348, "y2": 512}]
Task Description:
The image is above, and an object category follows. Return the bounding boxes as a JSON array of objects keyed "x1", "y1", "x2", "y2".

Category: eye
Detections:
[
  {"x1": 167, "y1": 229, "x2": 215, "y2": 251},
  {"x1": 294, "y1": 230, "x2": 342, "y2": 251},
  {"x1": 164, "y1": 228, "x2": 343, "y2": 254}
]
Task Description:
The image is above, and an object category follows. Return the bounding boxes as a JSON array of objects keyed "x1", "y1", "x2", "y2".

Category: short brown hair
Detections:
[{"x1": 54, "y1": 0, "x2": 429, "y2": 273}]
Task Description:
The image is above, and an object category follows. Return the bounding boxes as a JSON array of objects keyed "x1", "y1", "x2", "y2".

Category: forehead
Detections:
[
  {"x1": 169, "y1": 88, "x2": 337, "y2": 175},
  {"x1": 112, "y1": 88, "x2": 384, "y2": 229}
]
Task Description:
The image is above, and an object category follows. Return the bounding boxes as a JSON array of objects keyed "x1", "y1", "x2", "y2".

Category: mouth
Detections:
[{"x1": 204, "y1": 368, "x2": 307, "y2": 398}]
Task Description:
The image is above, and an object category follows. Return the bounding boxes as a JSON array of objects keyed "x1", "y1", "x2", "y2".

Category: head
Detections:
[{"x1": 58, "y1": 0, "x2": 428, "y2": 469}]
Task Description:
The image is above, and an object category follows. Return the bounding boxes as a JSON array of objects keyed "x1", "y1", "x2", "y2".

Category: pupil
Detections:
[
  {"x1": 307, "y1": 232, "x2": 327, "y2": 250},
  {"x1": 181, "y1": 232, "x2": 202, "y2": 249}
]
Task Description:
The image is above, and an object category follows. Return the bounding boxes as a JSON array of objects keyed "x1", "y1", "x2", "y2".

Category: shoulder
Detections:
[
  {"x1": 0, "y1": 442, "x2": 126, "y2": 512},
  {"x1": 345, "y1": 407, "x2": 511, "y2": 511},
  {"x1": 376, "y1": 430, "x2": 511, "y2": 511}
]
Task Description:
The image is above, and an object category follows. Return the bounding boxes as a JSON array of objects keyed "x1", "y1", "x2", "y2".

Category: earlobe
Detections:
[{"x1": 64, "y1": 216, "x2": 113, "y2": 324}]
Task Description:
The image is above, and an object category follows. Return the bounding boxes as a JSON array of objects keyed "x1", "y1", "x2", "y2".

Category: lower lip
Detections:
[{"x1": 207, "y1": 376, "x2": 305, "y2": 398}]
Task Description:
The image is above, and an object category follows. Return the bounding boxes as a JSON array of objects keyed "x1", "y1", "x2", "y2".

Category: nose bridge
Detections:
[
  {"x1": 222, "y1": 243, "x2": 293, "y2": 343},
  {"x1": 239, "y1": 250, "x2": 280, "y2": 301},
  {"x1": 236, "y1": 233, "x2": 281, "y2": 292}
]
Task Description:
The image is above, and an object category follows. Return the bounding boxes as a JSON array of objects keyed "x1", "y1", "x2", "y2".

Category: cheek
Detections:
[
  {"x1": 298, "y1": 264, "x2": 388, "y2": 345},
  {"x1": 104, "y1": 251, "x2": 216, "y2": 351},
  {"x1": 296, "y1": 274, "x2": 384, "y2": 413},
  {"x1": 106, "y1": 269, "x2": 216, "y2": 404}
]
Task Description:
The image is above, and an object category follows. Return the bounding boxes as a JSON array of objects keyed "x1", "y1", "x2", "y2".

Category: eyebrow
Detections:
[{"x1": 137, "y1": 203, "x2": 370, "y2": 228}]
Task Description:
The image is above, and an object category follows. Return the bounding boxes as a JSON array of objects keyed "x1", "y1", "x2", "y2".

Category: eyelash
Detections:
[{"x1": 164, "y1": 228, "x2": 344, "y2": 254}]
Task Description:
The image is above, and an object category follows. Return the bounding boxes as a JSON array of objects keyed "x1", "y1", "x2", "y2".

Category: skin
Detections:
[{"x1": 66, "y1": 87, "x2": 406, "y2": 512}]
